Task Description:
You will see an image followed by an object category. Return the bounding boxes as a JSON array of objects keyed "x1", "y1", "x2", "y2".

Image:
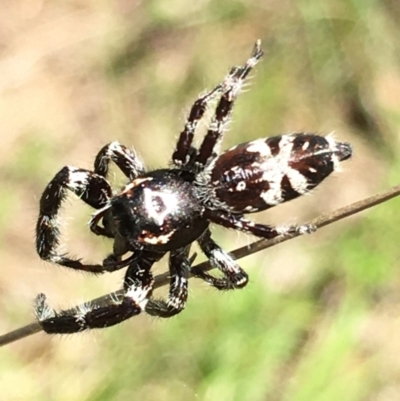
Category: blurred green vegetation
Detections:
[{"x1": 2, "y1": 1, "x2": 400, "y2": 400}]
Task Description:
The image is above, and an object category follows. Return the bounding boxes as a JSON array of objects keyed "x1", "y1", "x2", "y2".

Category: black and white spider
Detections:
[{"x1": 34, "y1": 40, "x2": 352, "y2": 334}]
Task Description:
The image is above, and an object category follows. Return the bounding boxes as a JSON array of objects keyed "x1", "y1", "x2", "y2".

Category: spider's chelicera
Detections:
[{"x1": 35, "y1": 40, "x2": 352, "y2": 334}]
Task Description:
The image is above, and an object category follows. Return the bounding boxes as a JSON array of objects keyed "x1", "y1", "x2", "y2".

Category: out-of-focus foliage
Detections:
[{"x1": 1, "y1": 1, "x2": 400, "y2": 400}]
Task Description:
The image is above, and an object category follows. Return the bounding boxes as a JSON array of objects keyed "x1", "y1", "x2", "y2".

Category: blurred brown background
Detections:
[{"x1": 1, "y1": 1, "x2": 400, "y2": 400}]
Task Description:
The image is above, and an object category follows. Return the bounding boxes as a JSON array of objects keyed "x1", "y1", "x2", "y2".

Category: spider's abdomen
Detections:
[
  {"x1": 110, "y1": 170, "x2": 208, "y2": 252},
  {"x1": 202, "y1": 133, "x2": 352, "y2": 213}
]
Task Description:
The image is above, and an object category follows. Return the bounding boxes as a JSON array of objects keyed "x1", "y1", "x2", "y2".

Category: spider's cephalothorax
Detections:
[{"x1": 34, "y1": 40, "x2": 352, "y2": 334}]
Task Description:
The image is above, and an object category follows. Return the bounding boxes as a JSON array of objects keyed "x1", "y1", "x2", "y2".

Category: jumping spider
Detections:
[{"x1": 35, "y1": 40, "x2": 352, "y2": 334}]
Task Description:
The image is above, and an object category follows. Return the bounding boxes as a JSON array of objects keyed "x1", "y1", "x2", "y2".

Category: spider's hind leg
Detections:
[
  {"x1": 203, "y1": 209, "x2": 315, "y2": 240},
  {"x1": 192, "y1": 229, "x2": 248, "y2": 290}
]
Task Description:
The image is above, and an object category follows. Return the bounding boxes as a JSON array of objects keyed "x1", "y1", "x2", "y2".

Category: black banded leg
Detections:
[
  {"x1": 172, "y1": 85, "x2": 224, "y2": 168},
  {"x1": 195, "y1": 41, "x2": 264, "y2": 168},
  {"x1": 35, "y1": 293, "x2": 145, "y2": 334},
  {"x1": 146, "y1": 246, "x2": 193, "y2": 318},
  {"x1": 94, "y1": 141, "x2": 145, "y2": 180},
  {"x1": 36, "y1": 166, "x2": 113, "y2": 273},
  {"x1": 203, "y1": 209, "x2": 315, "y2": 239},
  {"x1": 35, "y1": 252, "x2": 158, "y2": 334},
  {"x1": 193, "y1": 229, "x2": 248, "y2": 290}
]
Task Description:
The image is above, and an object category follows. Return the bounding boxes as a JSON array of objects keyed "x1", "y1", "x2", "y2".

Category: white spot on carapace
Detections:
[
  {"x1": 143, "y1": 188, "x2": 179, "y2": 226},
  {"x1": 302, "y1": 141, "x2": 310, "y2": 150},
  {"x1": 143, "y1": 229, "x2": 176, "y2": 245}
]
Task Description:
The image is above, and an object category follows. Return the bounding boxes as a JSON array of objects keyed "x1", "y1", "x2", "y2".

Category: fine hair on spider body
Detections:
[{"x1": 34, "y1": 40, "x2": 352, "y2": 334}]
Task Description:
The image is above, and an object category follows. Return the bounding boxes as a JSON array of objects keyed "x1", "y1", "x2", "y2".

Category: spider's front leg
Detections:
[
  {"x1": 173, "y1": 40, "x2": 264, "y2": 172},
  {"x1": 36, "y1": 166, "x2": 114, "y2": 273},
  {"x1": 35, "y1": 251, "x2": 161, "y2": 334},
  {"x1": 192, "y1": 229, "x2": 248, "y2": 290},
  {"x1": 172, "y1": 85, "x2": 224, "y2": 169},
  {"x1": 145, "y1": 246, "x2": 193, "y2": 318}
]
